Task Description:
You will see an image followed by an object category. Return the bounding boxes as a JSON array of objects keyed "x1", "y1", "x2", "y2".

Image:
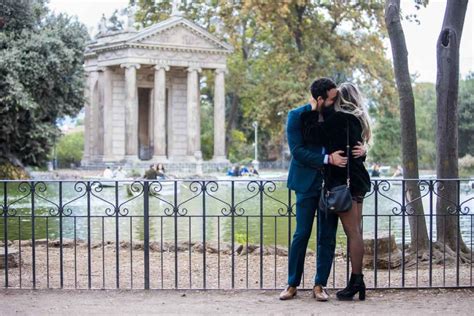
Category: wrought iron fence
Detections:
[{"x1": 0, "y1": 178, "x2": 473, "y2": 290}]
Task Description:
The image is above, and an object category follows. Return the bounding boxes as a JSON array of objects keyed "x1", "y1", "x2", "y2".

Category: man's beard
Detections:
[{"x1": 321, "y1": 105, "x2": 335, "y2": 117}]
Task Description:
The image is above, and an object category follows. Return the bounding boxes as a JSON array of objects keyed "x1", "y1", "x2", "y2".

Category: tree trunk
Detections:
[
  {"x1": 384, "y1": 0, "x2": 429, "y2": 251},
  {"x1": 435, "y1": 0, "x2": 470, "y2": 254},
  {"x1": 225, "y1": 93, "x2": 239, "y2": 156},
  {"x1": 291, "y1": 3, "x2": 306, "y2": 53}
]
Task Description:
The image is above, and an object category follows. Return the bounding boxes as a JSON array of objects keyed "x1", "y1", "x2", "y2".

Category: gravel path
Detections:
[{"x1": 1, "y1": 288, "x2": 473, "y2": 315}]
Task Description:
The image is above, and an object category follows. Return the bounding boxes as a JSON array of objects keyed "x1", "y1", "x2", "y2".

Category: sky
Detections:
[{"x1": 47, "y1": 0, "x2": 473, "y2": 83}]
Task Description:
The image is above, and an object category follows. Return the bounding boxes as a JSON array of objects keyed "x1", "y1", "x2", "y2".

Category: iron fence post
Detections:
[{"x1": 144, "y1": 181, "x2": 150, "y2": 289}]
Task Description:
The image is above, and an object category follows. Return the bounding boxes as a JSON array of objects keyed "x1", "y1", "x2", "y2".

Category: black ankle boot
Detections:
[{"x1": 336, "y1": 273, "x2": 366, "y2": 301}]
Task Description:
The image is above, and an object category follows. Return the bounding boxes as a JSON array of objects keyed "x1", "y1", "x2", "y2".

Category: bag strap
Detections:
[{"x1": 346, "y1": 119, "x2": 350, "y2": 188}]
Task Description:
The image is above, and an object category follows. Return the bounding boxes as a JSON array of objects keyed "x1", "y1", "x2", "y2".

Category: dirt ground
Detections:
[
  {"x1": 3, "y1": 242, "x2": 473, "y2": 290},
  {"x1": 1, "y1": 288, "x2": 473, "y2": 315}
]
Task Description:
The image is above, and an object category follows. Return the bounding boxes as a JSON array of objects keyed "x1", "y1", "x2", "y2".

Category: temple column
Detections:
[
  {"x1": 81, "y1": 71, "x2": 91, "y2": 165},
  {"x1": 121, "y1": 63, "x2": 141, "y2": 161},
  {"x1": 153, "y1": 63, "x2": 169, "y2": 161},
  {"x1": 186, "y1": 65, "x2": 201, "y2": 159},
  {"x1": 213, "y1": 68, "x2": 228, "y2": 162},
  {"x1": 102, "y1": 66, "x2": 114, "y2": 162},
  {"x1": 89, "y1": 70, "x2": 101, "y2": 161},
  {"x1": 96, "y1": 68, "x2": 105, "y2": 159}
]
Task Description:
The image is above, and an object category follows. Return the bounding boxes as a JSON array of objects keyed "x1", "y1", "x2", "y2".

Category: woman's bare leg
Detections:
[{"x1": 339, "y1": 201, "x2": 364, "y2": 274}]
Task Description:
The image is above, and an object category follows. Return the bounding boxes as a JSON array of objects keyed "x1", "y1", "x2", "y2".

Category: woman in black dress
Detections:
[{"x1": 301, "y1": 82, "x2": 371, "y2": 300}]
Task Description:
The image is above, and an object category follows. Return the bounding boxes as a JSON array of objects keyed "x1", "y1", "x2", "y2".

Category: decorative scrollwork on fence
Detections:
[
  {"x1": 174, "y1": 181, "x2": 205, "y2": 216},
  {"x1": 148, "y1": 181, "x2": 175, "y2": 216},
  {"x1": 261, "y1": 181, "x2": 291, "y2": 217},
  {"x1": 89, "y1": 181, "x2": 118, "y2": 216},
  {"x1": 2, "y1": 182, "x2": 34, "y2": 216},
  {"x1": 202, "y1": 181, "x2": 231, "y2": 216},
  {"x1": 432, "y1": 180, "x2": 461, "y2": 215},
  {"x1": 228, "y1": 181, "x2": 262, "y2": 216},
  {"x1": 115, "y1": 181, "x2": 145, "y2": 216},
  {"x1": 405, "y1": 180, "x2": 432, "y2": 215},
  {"x1": 54, "y1": 181, "x2": 91, "y2": 216},
  {"x1": 1, "y1": 178, "x2": 472, "y2": 222},
  {"x1": 32, "y1": 182, "x2": 62, "y2": 216},
  {"x1": 459, "y1": 184, "x2": 473, "y2": 215},
  {"x1": 376, "y1": 180, "x2": 404, "y2": 215}
]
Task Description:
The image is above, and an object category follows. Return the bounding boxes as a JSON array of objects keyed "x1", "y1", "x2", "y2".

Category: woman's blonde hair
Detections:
[{"x1": 334, "y1": 82, "x2": 372, "y2": 143}]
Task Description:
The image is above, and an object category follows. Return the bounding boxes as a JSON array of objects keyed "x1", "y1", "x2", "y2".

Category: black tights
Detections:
[{"x1": 339, "y1": 200, "x2": 364, "y2": 274}]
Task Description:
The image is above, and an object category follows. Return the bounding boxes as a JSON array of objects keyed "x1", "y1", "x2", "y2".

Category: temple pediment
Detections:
[
  {"x1": 138, "y1": 26, "x2": 218, "y2": 49},
  {"x1": 127, "y1": 17, "x2": 232, "y2": 53}
]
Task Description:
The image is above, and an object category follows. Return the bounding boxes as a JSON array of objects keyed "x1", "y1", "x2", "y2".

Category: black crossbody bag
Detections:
[{"x1": 319, "y1": 120, "x2": 352, "y2": 214}]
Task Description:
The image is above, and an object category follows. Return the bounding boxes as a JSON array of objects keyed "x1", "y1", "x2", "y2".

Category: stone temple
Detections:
[{"x1": 81, "y1": 8, "x2": 233, "y2": 171}]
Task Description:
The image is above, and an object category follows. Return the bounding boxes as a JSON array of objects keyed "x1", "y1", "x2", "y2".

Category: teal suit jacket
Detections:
[{"x1": 286, "y1": 104, "x2": 325, "y2": 194}]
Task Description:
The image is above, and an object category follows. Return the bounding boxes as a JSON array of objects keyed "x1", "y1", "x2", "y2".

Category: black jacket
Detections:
[{"x1": 301, "y1": 109, "x2": 371, "y2": 193}]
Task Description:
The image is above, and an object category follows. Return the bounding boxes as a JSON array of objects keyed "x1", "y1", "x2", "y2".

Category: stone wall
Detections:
[{"x1": 80, "y1": 161, "x2": 229, "y2": 175}]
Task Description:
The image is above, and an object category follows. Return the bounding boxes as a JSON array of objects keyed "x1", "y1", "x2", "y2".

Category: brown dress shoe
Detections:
[
  {"x1": 279, "y1": 286, "x2": 297, "y2": 300},
  {"x1": 313, "y1": 285, "x2": 329, "y2": 301}
]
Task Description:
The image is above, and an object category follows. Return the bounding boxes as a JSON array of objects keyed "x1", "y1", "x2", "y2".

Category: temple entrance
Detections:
[{"x1": 138, "y1": 88, "x2": 152, "y2": 160}]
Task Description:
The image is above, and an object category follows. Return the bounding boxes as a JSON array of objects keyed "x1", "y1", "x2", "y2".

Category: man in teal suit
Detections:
[{"x1": 280, "y1": 77, "x2": 364, "y2": 301}]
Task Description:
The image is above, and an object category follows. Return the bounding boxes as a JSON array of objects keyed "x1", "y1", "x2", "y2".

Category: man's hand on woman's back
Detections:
[{"x1": 329, "y1": 150, "x2": 348, "y2": 168}]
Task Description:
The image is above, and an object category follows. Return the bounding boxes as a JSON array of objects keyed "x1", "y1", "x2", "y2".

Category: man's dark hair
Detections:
[{"x1": 310, "y1": 77, "x2": 336, "y2": 100}]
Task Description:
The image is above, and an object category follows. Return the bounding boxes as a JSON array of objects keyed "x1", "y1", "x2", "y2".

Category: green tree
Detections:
[
  {"x1": 130, "y1": 0, "x2": 397, "y2": 162},
  {"x1": 458, "y1": 73, "x2": 474, "y2": 158},
  {"x1": 369, "y1": 113, "x2": 401, "y2": 165},
  {"x1": 200, "y1": 92, "x2": 214, "y2": 161},
  {"x1": 228, "y1": 129, "x2": 253, "y2": 163},
  {"x1": 413, "y1": 82, "x2": 436, "y2": 169},
  {"x1": 406, "y1": 78, "x2": 471, "y2": 170},
  {"x1": 242, "y1": 0, "x2": 398, "y2": 160},
  {"x1": 56, "y1": 131, "x2": 84, "y2": 168},
  {"x1": 0, "y1": 0, "x2": 88, "y2": 179}
]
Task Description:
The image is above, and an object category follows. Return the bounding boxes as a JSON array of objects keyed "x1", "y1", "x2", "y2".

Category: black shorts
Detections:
[{"x1": 350, "y1": 188, "x2": 367, "y2": 204}]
